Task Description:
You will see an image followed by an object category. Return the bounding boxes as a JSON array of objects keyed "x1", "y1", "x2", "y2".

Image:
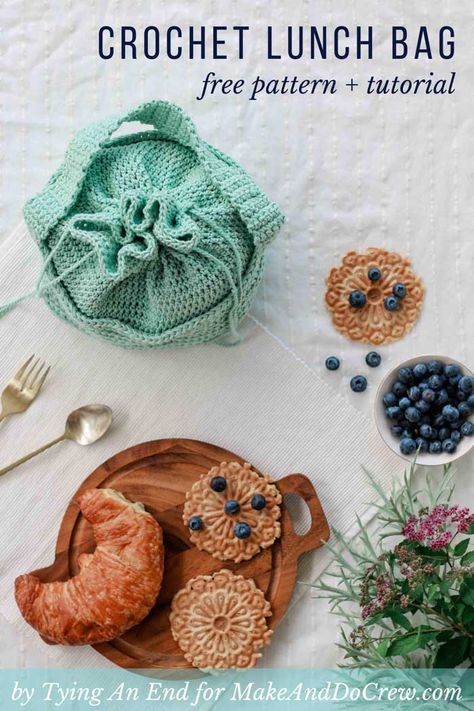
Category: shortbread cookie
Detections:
[
  {"x1": 183, "y1": 461, "x2": 282, "y2": 563},
  {"x1": 325, "y1": 247, "x2": 424, "y2": 345},
  {"x1": 170, "y1": 569, "x2": 272, "y2": 669}
]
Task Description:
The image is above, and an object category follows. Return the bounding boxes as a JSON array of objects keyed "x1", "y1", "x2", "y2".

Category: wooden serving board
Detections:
[{"x1": 31, "y1": 439, "x2": 329, "y2": 670}]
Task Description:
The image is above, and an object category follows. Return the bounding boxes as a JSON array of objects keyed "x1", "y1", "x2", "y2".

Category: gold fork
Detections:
[{"x1": 0, "y1": 356, "x2": 51, "y2": 424}]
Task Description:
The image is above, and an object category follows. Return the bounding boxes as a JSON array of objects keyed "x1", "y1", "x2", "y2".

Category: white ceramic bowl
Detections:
[{"x1": 375, "y1": 354, "x2": 474, "y2": 466}]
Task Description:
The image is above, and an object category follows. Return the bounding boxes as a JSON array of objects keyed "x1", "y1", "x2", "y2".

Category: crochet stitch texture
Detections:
[{"x1": 22, "y1": 101, "x2": 284, "y2": 348}]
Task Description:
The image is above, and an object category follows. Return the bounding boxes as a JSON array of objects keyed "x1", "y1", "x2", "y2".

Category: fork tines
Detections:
[{"x1": 17, "y1": 355, "x2": 51, "y2": 392}]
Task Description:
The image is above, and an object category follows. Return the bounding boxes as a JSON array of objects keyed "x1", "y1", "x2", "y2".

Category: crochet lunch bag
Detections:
[{"x1": 9, "y1": 101, "x2": 284, "y2": 348}]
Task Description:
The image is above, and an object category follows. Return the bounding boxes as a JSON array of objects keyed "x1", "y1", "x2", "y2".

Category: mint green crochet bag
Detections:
[{"x1": 7, "y1": 101, "x2": 283, "y2": 348}]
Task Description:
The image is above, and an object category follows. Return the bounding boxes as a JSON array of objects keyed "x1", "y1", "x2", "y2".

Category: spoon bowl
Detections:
[{"x1": 65, "y1": 405, "x2": 113, "y2": 445}]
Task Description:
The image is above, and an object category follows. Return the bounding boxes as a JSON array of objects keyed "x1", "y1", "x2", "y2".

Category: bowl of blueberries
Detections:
[{"x1": 375, "y1": 355, "x2": 474, "y2": 465}]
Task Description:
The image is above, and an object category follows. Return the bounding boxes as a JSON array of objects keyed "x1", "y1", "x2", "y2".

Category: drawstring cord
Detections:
[
  {"x1": 187, "y1": 208, "x2": 244, "y2": 345},
  {"x1": 0, "y1": 208, "x2": 245, "y2": 345},
  {"x1": 0, "y1": 231, "x2": 95, "y2": 318}
]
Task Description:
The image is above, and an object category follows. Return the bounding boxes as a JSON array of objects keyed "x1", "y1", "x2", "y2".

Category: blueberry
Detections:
[
  {"x1": 400, "y1": 437, "x2": 417, "y2": 455},
  {"x1": 405, "y1": 407, "x2": 421, "y2": 423},
  {"x1": 399, "y1": 397, "x2": 411, "y2": 411},
  {"x1": 386, "y1": 406, "x2": 403, "y2": 421},
  {"x1": 444, "y1": 363, "x2": 461, "y2": 378},
  {"x1": 461, "y1": 421, "x2": 474, "y2": 437},
  {"x1": 415, "y1": 400, "x2": 431, "y2": 414},
  {"x1": 428, "y1": 375, "x2": 444, "y2": 391},
  {"x1": 415, "y1": 437, "x2": 429, "y2": 453},
  {"x1": 458, "y1": 402, "x2": 471, "y2": 419},
  {"x1": 442, "y1": 439, "x2": 457, "y2": 454},
  {"x1": 408, "y1": 386, "x2": 421, "y2": 402},
  {"x1": 251, "y1": 494, "x2": 266, "y2": 510},
  {"x1": 459, "y1": 376, "x2": 474, "y2": 394},
  {"x1": 234, "y1": 522, "x2": 251, "y2": 539},
  {"x1": 442, "y1": 405, "x2": 460, "y2": 422},
  {"x1": 429, "y1": 441, "x2": 442, "y2": 454},
  {"x1": 422, "y1": 389, "x2": 436, "y2": 403},
  {"x1": 210, "y1": 476, "x2": 227, "y2": 493},
  {"x1": 325, "y1": 356, "x2": 340, "y2": 371},
  {"x1": 392, "y1": 381, "x2": 407, "y2": 397},
  {"x1": 368, "y1": 267, "x2": 382, "y2": 281},
  {"x1": 401, "y1": 428, "x2": 414, "y2": 439},
  {"x1": 384, "y1": 296, "x2": 400, "y2": 312},
  {"x1": 438, "y1": 427, "x2": 451, "y2": 441},
  {"x1": 398, "y1": 367, "x2": 415, "y2": 385},
  {"x1": 449, "y1": 375, "x2": 462, "y2": 388},
  {"x1": 383, "y1": 392, "x2": 398, "y2": 407},
  {"x1": 392, "y1": 282, "x2": 407, "y2": 299},
  {"x1": 188, "y1": 516, "x2": 203, "y2": 531},
  {"x1": 351, "y1": 375, "x2": 367, "y2": 393},
  {"x1": 456, "y1": 390, "x2": 467, "y2": 402},
  {"x1": 413, "y1": 363, "x2": 428, "y2": 379},
  {"x1": 433, "y1": 414, "x2": 446, "y2": 429},
  {"x1": 450, "y1": 430, "x2": 462, "y2": 444},
  {"x1": 467, "y1": 394, "x2": 474, "y2": 411},
  {"x1": 419, "y1": 424, "x2": 433, "y2": 439},
  {"x1": 224, "y1": 499, "x2": 240, "y2": 515},
  {"x1": 349, "y1": 290, "x2": 367, "y2": 308},
  {"x1": 428, "y1": 360, "x2": 444, "y2": 375},
  {"x1": 366, "y1": 351, "x2": 381, "y2": 368},
  {"x1": 436, "y1": 389, "x2": 449, "y2": 406},
  {"x1": 450, "y1": 420, "x2": 462, "y2": 430},
  {"x1": 391, "y1": 425, "x2": 403, "y2": 438},
  {"x1": 418, "y1": 381, "x2": 429, "y2": 391}
]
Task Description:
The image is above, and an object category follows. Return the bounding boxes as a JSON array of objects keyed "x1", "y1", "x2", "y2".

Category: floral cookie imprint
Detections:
[
  {"x1": 183, "y1": 461, "x2": 282, "y2": 563},
  {"x1": 325, "y1": 248, "x2": 424, "y2": 345},
  {"x1": 169, "y1": 569, "x2": 272, "y2": 669}
]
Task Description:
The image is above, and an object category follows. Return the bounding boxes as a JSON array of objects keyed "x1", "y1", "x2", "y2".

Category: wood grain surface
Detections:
[{"x1": 31, "y1": 439, "x2": 330, "y2": 670}]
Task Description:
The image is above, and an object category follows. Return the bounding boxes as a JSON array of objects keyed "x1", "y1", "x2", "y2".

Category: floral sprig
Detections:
[{"x1": 311, "y1": 462, "x2": 474, "y2": 668}]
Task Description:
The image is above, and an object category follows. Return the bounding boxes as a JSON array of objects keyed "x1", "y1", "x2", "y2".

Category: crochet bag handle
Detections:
[
  {"x1": 25, "y1": 102, "x2": 198, "y2": 242},
  {"x1": 25, "y1": 101, "x2": 282, "y2": 250}
]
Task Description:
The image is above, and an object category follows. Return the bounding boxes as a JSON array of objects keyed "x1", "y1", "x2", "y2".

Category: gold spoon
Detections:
[{"x1": 0, "y1": 404, "x2": 113, "y2": 477}]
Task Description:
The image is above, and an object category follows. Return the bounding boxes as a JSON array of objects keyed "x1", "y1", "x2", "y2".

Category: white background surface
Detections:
[{"x1": 0, "y1": 0, "x2": 473, "y2": 669}]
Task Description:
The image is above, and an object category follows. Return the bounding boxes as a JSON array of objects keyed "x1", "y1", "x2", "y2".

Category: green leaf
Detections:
[
  {"x1": 414, "y1": 545, "x2": 447, "y2": 561},
  {"x1": 453, "y1": 602, "x2": 466, "y2": 622},
  {"x1": 377, "y1": 638, "x2": 390, "y2": 658},
  {"x1": 440, "y1": 579, "x2": 452, "y2": 595},
  {"x1": 386, "y1": 627, "x2": 437, "y2": 657},
  {"x1": 434, "y1": 637, "x2": 470, "y2": 668},
  {"x1": 427, "y1": 584, "x2": 440, "y2": 603},
  {"x1": 385, "y1": 610, "x2": 412, "y2": 631},
  {"x1": 460, "y1": 583, "x2": 474, "y2": 607},
  {"x1": 462, "y1": 606, "x2": 474, "y2": 626},
  {"x1": 461, "y1": 551, "x2": 474, "y2": 565},
  {"x1": 436, "y1": 630, "x2": 454, "y2": 643},
  {"x1": 454, "y1": 539, "x2": 470, "y2": 557}
]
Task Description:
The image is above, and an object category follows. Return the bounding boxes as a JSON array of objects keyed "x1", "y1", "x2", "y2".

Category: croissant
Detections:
[{"x1": 15, "y1": 488, "x2": 164, "y2": 645}]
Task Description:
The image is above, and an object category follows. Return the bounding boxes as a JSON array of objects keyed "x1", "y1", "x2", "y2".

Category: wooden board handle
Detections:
[{"x1": 277, "y1": 473, "x2": 330, "y2": 561}]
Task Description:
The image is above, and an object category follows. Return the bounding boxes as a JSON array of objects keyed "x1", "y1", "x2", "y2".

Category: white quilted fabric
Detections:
[{"x1": 0, "y1": 0, "x2": 473, "y2": 668}]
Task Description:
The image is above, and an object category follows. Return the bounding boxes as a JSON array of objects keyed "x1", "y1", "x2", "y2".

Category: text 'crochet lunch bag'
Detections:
[{"x1": 7, "y1": 101, "x2": 284, "y2": 348}]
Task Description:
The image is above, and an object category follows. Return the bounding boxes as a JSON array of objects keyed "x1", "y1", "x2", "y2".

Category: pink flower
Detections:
[
  {"x1": 402, "y1": 505, "x2": 473, "y2": 550},
  {"x1": 429, "y1": 531, "x2": 452, "y2": 551}
]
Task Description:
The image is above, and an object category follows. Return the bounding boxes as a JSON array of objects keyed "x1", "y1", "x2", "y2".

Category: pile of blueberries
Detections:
[
  {"x1": 383, "y1": 360, "x2": 474, "y2": 456},
  {"x1": 349, "y1": 266, "x2": 407, "y2": 312}
]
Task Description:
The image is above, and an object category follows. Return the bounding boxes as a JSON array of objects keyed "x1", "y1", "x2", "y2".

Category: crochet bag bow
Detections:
[{"x1": 5, "y1": 101, "x2": 284, "y2": 348}]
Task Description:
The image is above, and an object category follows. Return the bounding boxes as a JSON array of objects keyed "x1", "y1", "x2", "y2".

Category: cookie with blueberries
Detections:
[
  {"x1": 325, "y1": 247, "x2": 424, "y2": 345},
  {"x1": 183, "y1": 461, "x2": 282, "y2": 563}
]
